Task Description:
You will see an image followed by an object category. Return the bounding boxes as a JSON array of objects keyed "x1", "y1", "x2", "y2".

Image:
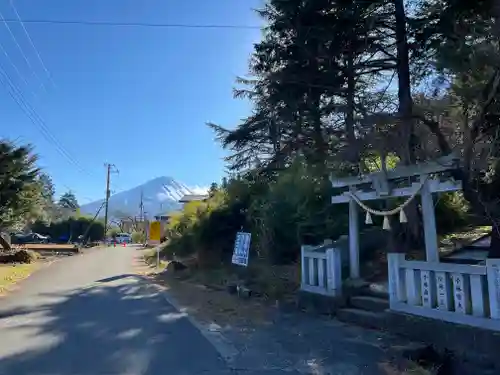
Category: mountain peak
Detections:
[
  {"x1": 80, "y1": 177, "x2": 206, "y2": 218},
  {"x1": 147, "y1": 176, "x2": 175, "y2": 184}
]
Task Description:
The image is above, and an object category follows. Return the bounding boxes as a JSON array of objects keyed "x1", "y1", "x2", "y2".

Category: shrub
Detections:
[
  {"x1": 0, "y1": 249, "x2": 39, "y2": 264},
  {"x1": 160, "y1": 159, "x2": 473, "y2": 270},
  {"x1": 435, "y1": 192, "x2": 470, "y2": 233},
  {"x1": 248, "y1": 160, "x2": 348, "y2": 264},
  {"x1": 31, "y1": 217, "x2": 105, "y2": 241},
  {"x1": 131, "y1": 231, "x2": 146, "y2": 243},
  {"x1": 107, "y1": 227, "x2": 120, "y2": 239}
]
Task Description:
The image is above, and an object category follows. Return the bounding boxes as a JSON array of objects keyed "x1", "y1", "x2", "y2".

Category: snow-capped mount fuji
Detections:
[{"x1": 80, "y1": 176, "x2": 207, "y2": 218}]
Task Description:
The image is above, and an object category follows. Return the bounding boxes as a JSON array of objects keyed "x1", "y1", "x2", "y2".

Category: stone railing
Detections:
[
  {"x1": 300, "y1": 241, "x2": 342, "y2": 297},
  {"x1": 388, "y1": 253, "x2": 500, "y2": 331}
]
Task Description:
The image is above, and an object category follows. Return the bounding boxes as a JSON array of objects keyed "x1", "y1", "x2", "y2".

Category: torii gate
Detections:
[{"x1": 330, "y1": 154, "x2": 462, "y2": 279}]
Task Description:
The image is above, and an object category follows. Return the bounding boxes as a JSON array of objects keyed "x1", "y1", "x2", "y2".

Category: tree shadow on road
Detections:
[{"x1": 0, "y1": 275, "x2": 227, "y2": 375}]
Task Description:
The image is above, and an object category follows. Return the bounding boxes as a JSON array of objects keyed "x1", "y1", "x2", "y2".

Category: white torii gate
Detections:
[{"x1": 330, "y1": 154, "x2": 462, "y2": 279}]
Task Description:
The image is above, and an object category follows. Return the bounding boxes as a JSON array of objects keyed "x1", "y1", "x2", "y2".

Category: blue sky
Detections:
[{"x1": 0, "y1": 0, "x2": 262, "y2": 204}]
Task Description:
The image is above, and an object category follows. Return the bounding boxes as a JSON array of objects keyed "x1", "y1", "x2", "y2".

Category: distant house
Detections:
[
  {"x1": 153, "y1": 214, "x2": 171, "y2": 222},
  {"x1": 178, "y1": 194, "x2": 209, "y2": 204}
]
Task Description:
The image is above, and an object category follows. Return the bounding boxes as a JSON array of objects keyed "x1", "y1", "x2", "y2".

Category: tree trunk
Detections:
[
  {"x1": 346, "y1": 41, "x2": 358, "y2": 168},
  {"x1": 394, "y1": 0, "x2": 423, "y2": 247},
  {"x1": 0, "y1": 234, "x2": 11, "y2": 251},
  {"x1": 309, "y1": 93, "x2": 327, "y2": 176},
  {"x1": 394, "y1": 0, "x2": 416, "y2": 164},
  {"x1": 394, "y1": 0, "x2": 413, "y2": 130}
]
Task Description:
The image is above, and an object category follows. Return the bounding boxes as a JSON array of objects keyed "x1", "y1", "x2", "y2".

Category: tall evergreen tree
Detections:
[
  {"x1": 0, "y1": 140, "x2": 40, "y2": 249},
  {"x1": 211, "y1": 0, "x2": 500, "y2": 255},
  {"x1": 58, "y1": 191, "x2": 79, "y2": 211}
]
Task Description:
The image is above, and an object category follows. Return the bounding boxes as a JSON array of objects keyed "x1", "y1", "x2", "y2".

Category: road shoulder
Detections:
[{"x1": 134, "y1": 253, "x2": 425, "y2": 375}]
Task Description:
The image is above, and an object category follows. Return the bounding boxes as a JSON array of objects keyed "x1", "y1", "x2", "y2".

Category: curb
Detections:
[{"x1": 141, "y1": 273, "x2": 240, "y2": 364}]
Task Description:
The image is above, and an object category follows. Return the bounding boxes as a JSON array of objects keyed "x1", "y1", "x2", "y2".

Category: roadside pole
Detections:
[
  {"x1": 103, "y1": 163, "x2": 119, "y2": 237},
  {"x1": 157, "y1": 247, "x2": 160, "y2": 271},
  {"x1": 148, "y1": 220, "x2": 161, "y2": 272}
]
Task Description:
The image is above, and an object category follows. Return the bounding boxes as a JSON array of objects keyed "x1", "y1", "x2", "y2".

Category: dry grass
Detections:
[
  {"x1": 139, "y1": 249, "x2": 295, "y2": 328},
  {"x1": 0, "y1": 263, "x2": 39, "y2": 295},
  {"x1": 143, "y1": 249, "x2": 169, "y2": 271},
  {"x1": 172, "y1": 260, "x2": 300, "y2": 303},
  {"x1": 144, "y1": 247, "x2": 300, "y2": 302},
  {"x1": 149, "y1": 273, "x2": 276, "y2": 328}
]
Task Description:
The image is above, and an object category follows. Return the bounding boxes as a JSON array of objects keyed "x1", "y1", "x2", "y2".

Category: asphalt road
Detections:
[{"x1": 0, "y1": 245, "x2": 230, "y2": 375}]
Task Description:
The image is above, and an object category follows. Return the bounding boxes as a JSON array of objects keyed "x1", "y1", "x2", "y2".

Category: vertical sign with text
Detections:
[
  {"x1": 232, "y1": 232, "x2": 251, "y2": 267},
  {"x1": 149, "y1": 221, "x2": 161, "y2": 242}
]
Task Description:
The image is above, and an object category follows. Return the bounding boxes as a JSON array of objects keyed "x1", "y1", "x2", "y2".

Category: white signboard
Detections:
[{"x1": 232, "y1": 232, "x2": 251, "y2": 267}]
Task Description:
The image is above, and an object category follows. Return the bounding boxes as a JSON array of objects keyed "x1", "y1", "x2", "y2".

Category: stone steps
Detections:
[
  {"x1": 336, "y1": 308, "x2": 388, "y2": 329},
  {"x1": 350, "y1": 295, "x2": 389, "y2": 312},
  {"x1": 336, "y1": 283, "x2": 390, "y2": 329}
]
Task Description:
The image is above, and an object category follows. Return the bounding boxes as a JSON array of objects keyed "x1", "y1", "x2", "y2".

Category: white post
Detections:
[
  {"x1": 405, "y1": 269, "x2": 422, "y2": 306},
  {"x1": 435, "y1": 272, "x2": 452, "y2": 311},
  {"x1": 308, "y1": 257, "x2": 316, "y2": 286},
  {"x1": 348, "y1": 197, "x2": 360, "y2": 278},
  {"x1": 326, "y1": 247, "x2": 342, "y2": 296},
  {"x1": 452, "y1": 273, "x2": 471, "y2": 314},
  {"x1": 388, "y1": 253, "x2": 406, "y2": 307},
  {"x1": 156, "y1": 247, "x2": 160, "y2": 271},
  {"x1": 317, "y1": 258, "x2": 325, "y2": 288},
  {"x1": 486, "y1": 259, "x2": 500, "y2": 319},
  {"x1": 470, "y1": 275, "x2": 486, "y2": 317},
  {"x1": 420, "y1": 270, "x2": 436, "y2": 308},
  {"x1": 420, "y1": 176, "x2": 439, "y2": 262},
  {"x1": 301, "y1": 246, "x2": 307, "y2": 287}
]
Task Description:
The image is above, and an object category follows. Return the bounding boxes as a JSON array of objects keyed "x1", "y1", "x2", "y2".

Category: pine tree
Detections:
[
  {"x1": 58, "y1": 192, "x2": 79, "y2": 211},
  {"x1": 0, "y1": 140, "x2": 40, "y2": 249}
]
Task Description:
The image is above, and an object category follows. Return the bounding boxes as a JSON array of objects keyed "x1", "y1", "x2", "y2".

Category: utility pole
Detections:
[
  {"x1": 139, "y1": 189, "x2": 146, "y2": 242},
  {"x1": 139, "y1": 189, "x2": 144, "y2": 222},
  {"x1": 103, "y1": 163, "x2": 118, "y2": 236}
]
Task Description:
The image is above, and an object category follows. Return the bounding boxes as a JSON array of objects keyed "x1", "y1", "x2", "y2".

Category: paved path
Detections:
[
  {"x1": 0, "y1": 245, "x2": 448, "y2": 375},
  {"x1": 0, "y1": 246, "x2": 231, "y2": 375}
]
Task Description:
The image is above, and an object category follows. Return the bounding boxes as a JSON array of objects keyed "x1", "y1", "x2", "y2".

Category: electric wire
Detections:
[
  {"x1": 0, "y1": 9, "x2": 46, "y2": 90},
  {"x1": 0, "y1": 37, "x2": 31, "y2": 90},
  {"x1": 8, "y1": 0, "x2": 55, "y2": 87},
  {"x1": 0, "y1": 18, "x2": 261, "y2": 29},
  {"x1": 0, "y1": 60, "x2": 89, "y2": 176}
]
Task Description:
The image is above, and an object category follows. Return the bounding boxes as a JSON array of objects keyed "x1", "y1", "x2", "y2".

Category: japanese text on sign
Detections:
[{"x1": 231, "y1": 232, "x2": 251, "y2": 267}]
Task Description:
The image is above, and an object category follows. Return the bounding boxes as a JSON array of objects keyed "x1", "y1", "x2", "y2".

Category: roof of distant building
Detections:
[
  {"x1": 179, "y1": 194, "x2": 209, "y2": 203},
  {"x1": 154, "y1": 214, "x2": 171, "y2": 220}
]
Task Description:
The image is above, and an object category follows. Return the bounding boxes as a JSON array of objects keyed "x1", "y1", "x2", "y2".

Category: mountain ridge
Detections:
[{"x1": 80, "y1": 176, "x2": 207, "y2": 218}]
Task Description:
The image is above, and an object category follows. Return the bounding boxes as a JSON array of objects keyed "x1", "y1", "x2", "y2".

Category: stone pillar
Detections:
[
  {"x1": 348, "y1": 197, "x2": 360, "y2": 278},
  {"x1": 420, "y1": 176, "x2": 439, "y2": 262}
]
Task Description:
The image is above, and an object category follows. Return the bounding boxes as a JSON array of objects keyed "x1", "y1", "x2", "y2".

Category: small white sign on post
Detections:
[{"x1": 232, "y1": 232, "x2": 251, "y2": 267}]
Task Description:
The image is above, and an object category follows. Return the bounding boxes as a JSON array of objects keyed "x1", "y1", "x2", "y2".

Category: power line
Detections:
[
  {"x1": 0, "y1": 18, "x2": 261, "y2": 29},
  {"x1": 8, "y1": 0, "x2": 55, "y2": 87},
  {"x1": 0, "y1": 10, "x2": 46, "y2": 91},
  {"x1": 0, "y1": 59, "x2": 91, "y2": 177},
  {"x1": 0, "y1": 37, "x2": 32, "y2": 91},
  {"x1": 0, "y1": 40, "x2": 108, "y2": 205}
]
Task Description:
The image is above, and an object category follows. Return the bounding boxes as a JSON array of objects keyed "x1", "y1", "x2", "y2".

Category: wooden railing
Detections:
[
  {"x1": 300, "y1": 242, "x2": 342, "y2": 297},
  {"x1": 388, "y1": 253, "x2": 500, "y2": 330}
]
